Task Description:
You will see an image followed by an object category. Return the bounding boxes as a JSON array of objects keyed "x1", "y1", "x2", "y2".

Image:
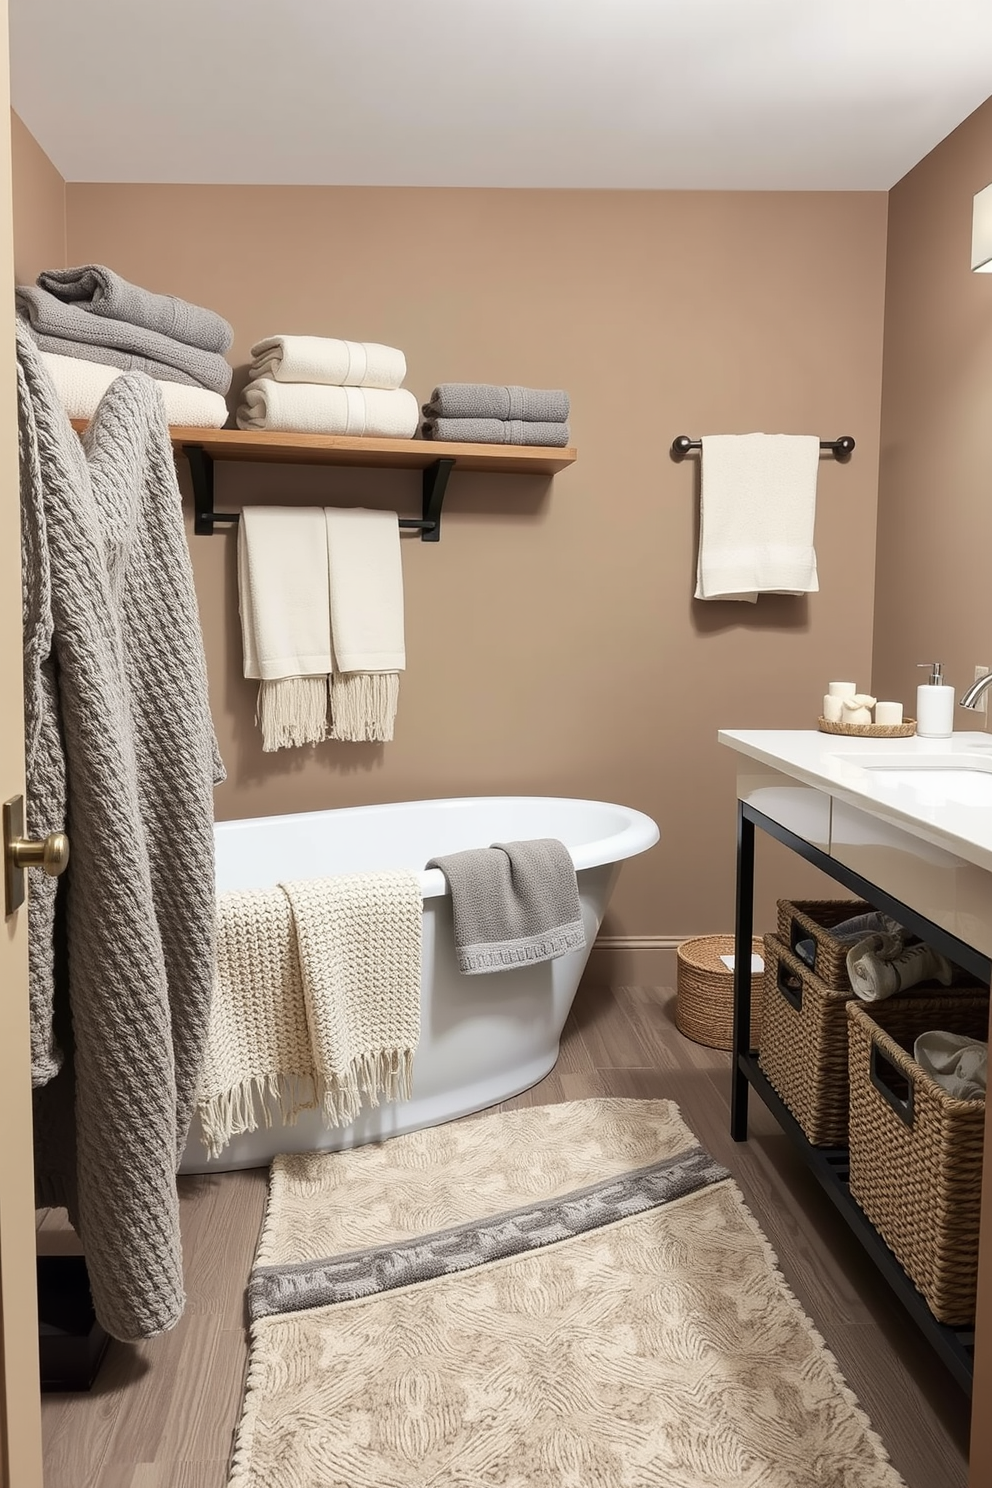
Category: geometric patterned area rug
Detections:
[{"x1": 228, "y1": 1098, "x2": 906, "y2": 1488}]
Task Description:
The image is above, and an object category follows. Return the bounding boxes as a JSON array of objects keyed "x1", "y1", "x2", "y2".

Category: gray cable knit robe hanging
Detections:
[{"x1": 17, "y1": 325, "x2": 224, "y2": 1341}]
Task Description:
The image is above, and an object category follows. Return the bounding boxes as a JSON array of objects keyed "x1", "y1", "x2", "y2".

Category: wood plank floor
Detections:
[{"x1": 39, "y1": 980, "x2": 972, "y2": 1487}]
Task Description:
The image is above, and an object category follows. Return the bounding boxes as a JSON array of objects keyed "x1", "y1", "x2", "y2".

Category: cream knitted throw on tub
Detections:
[{"x1": 196, "y1": 872, "x2": 423, "y2": 1159}]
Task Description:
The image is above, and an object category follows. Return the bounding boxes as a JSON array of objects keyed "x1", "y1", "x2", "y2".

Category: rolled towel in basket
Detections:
[
  {"x1": 846, "y1": 935, "x2": 954, "y2": 1001},
  {"x1": 421, "y1": 416, "x2": 571, "y2": 447},
  {"x1": 423, "y1": 384, "x2": 569, "y2": 422},
  {"x1": 37, "y1": 264, "x2": 234, "y2": 353},
  {"x1": 914, "y1": 1030, "x2": 988, "y2": 1100},
  {"x1": 16, "y1": 285, "x2": 233, "y2": 394},
  {"x1": 237, "y1": 379, "x2": 419, "y2": 438},
  {"x1": 249, "y1": 335, "x2": 407, "y2": 389}
]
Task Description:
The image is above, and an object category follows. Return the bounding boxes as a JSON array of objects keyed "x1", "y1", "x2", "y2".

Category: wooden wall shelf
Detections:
[{"x1": 171, "y1": 428, "x2": 574, "y2": 544}]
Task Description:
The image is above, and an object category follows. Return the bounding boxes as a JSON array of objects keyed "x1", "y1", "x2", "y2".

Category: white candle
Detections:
[
  {"x1": 828, "y1": 680, "x2": 857, "y2": 698},
  {"x1": 822, "y1": 694, "x2": 844, "y2": 722},
  {"x1": 874, "y1": 701, "x2": 903, "y2": 726}
]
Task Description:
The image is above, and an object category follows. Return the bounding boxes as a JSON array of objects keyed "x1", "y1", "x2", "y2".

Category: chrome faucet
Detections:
[{"x1": 959, "y1": 672, "x2": 992, "y2": 709}]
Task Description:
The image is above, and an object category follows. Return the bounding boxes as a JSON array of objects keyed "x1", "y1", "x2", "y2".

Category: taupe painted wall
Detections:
[
  {"x1": 874, "y1": 94, "x2": 992, "y2": 721},
  {"x1": 873, "y1": 95, "x2": 992, "y2": 1488},
  {"x1": 10, "y1": 115, "x2": 887, "y2": 959},
  {"x1": 62, "y1": 183, "x2": 885, "y2": 956},
  {"x1": 10, "y1": 109, "x2": 63, "y2": 280}
]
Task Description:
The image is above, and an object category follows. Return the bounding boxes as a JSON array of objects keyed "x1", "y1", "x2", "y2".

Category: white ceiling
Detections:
[{"x1": 10, "y1": 0, "x2": 992, "y2": 190}]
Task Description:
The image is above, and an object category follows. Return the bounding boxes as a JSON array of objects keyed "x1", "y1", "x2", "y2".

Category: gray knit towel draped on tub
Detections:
[
  {"x1": 426, "y1": 838, "x2": 585, "y2": 974},
  {"x1": 18, "y1": 323, "x2": 224, "y2": 1342}
]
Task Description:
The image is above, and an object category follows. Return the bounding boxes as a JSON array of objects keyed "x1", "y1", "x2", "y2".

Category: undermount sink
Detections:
[{"x1": 832, "y1": 750, "x2": 992, "y2": 807}]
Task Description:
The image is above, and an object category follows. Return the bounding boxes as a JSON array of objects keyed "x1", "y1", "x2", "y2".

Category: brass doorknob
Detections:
[
  {"x1": 3, "y1": 796, "x2": 70, "y2": 916},
  {"x1": 10, "y1": 831, "x2": 69, "y2": 877}
]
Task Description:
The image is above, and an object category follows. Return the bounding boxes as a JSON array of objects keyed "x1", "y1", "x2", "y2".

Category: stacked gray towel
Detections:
[
  {"x1": 421, "y1": 383, "x2": 570, "y2": 448},
  {"x1": 17, "y1": 265, "x2": 234, "y2": 397}
]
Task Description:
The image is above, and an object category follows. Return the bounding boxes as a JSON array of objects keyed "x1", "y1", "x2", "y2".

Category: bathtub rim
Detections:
[{"x1": 214, "y1": 794, "x2": 660, "y2": 899}]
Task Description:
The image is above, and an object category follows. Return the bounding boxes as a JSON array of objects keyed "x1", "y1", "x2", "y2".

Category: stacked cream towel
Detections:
[
  {"x1": 18, "y1": 264, "x2": 234, "y2": 406},
  {"x1": 694, "y1": 433, "x2": 820, "y2": 602},
  {"x1": 40, "y1": 350, "x2": 229, "y2": 428},
  {"x1": 238, "y1": 505, "x2": 406, "y2": 748},
  {"x1": 237, "y1": 335, "x2": 419, "y2": 438},
  {"x1": 196, "y1": 870, "x2": 423, "y2": 1158}
]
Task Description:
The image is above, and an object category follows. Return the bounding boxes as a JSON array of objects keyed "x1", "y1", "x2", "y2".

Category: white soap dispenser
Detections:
[{"x1": 916, "y1": 662, "x2": 955, "y2": 739}]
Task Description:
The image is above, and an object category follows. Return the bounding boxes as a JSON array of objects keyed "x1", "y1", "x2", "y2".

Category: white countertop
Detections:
[{"x1": 718, "y1": 728, "x2": 992, "y2": 874}]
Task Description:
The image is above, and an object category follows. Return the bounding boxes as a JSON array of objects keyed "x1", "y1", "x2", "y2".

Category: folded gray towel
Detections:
[
  {"x1": 422, "y1": 417, "x2": 571, "y2": 448},
  {"x1": 16, "y1": 286, "x2": 233, "y2": 396},
  {"x1": 426, "y1": 838, "x2": 586, "y2": 975},
  {"x1": 37, "y1": 265, "x2": 234, "y2": 354},
  {"x1": 423, "y1": 384, "x2": 570, "y2": 422}
]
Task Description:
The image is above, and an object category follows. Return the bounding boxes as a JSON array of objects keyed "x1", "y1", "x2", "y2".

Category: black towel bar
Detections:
[
  {"x1": 183, "y1": 444, "x2": 454, "y2": 542},
  {"x1": 671, "y1": 434, "x2": 855, "y2": 459}
]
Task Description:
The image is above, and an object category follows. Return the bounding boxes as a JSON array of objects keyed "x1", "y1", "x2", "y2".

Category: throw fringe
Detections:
[
  {"x1": 258, "y1": 676, "x2": 327, "y2": 751},
  {"x1": 198, "y1": 1072, "x2": 321, "y2": 1161},
  {"x1": 315, "y1": 1047, "x2": 415, "y2": 1129},
  {"x1": 197, "y1": 1051, "x2": 414, "y2": 1160},
  {"x1": 330, "y1": 672, "x2": 399, "y2": 742}
]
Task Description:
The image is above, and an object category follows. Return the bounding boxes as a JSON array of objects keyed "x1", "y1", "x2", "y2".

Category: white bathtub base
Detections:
[
  {"x1": 181, "y1": 797, "x2": 659, "y2": 1174},
  {"x1": 183, "y1": 1047, "x2": 559, "y2": 1173}
]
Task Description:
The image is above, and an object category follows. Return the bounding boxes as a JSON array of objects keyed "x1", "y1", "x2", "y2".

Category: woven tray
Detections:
[
  {"x1": 758, "y1": 933, "x2": 855, "y2": 1146},
  {"x1": 847, "y1": 994, "x2": 989, "y2": 1324},
  {"x1": 818, "y1": 716, "x2": 916, "y2": 738},
  {"x1": 675, "y1": 935, "x2": 764, "y2": 1051},
  {"x1": 776, "y1": 897, "x2": 873, "y2": 990}
]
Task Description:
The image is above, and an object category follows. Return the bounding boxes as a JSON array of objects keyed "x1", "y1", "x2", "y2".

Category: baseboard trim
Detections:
[
  {"x1": 585, "y1": 935, "x2": 690, "y2": 986},
  {"x1": 592, "y1": 936, "x2": 687, "y2": 952}
]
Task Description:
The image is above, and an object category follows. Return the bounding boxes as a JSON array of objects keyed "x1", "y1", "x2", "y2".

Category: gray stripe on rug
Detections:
[{"x1": 249, "y1": 1143, "x2": 729, "y2": 1319}]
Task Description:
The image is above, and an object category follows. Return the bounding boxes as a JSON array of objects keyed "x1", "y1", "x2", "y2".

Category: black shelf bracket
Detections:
[{"x1": 183, "y1": 444, "x2": 455, "y2": 543}]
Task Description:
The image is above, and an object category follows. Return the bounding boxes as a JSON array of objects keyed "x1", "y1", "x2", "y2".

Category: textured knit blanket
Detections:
[
  {"x1": 18, "y1": 326, "x2": 223, "y2": 1341},
  {"x1": 37, "y1": 264, "x2": 234, "y2": 353},
  {"x1": 16, "y1": 285, "x2": 233, "y2": 394},
  {"x1": 423, "y1": 384, "x2": 569, "y2": 422},
  {"x1": 196, "y1": 872, "x2": 423, "y2": 1159},
  {"x1": 426, "y1": 838, "x2": 585, "y2": 974},
  {"x1": 421, "y1": 416, "x2": 571, "y2": 447}
]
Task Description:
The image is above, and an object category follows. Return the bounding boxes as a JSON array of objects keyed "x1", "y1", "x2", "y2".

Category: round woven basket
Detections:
[
  {"x1": 675, "y1": 935, "x2": 764, "y2": 1051},
  {"x1": 818, "y1": 716, "x2": 916, "y2": 738}
]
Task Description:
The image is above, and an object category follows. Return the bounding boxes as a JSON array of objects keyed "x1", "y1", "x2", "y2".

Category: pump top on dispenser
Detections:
[{"x1": 916, "y1": 661, "x2": 955, "y2": 739}]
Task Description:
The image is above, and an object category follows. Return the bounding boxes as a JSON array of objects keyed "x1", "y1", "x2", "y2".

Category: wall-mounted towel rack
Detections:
[
  {"x1": 671, "y1": 434, "x2": 855, "y2": 459},
  {"x1": 168, "y1": 428, "x2": 576, "y2": 544}
]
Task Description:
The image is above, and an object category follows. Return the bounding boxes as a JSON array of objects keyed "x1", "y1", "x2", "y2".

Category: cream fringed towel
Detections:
[
  {"x1": 326, "y1": 507, "x2": 406, "y2": 742},
  {"x1": 196, "y1": 871, "x2": 423, "y2": 1159},
  {"x1": 238, "y1": 507, "x2": 332, "y2": 750}
]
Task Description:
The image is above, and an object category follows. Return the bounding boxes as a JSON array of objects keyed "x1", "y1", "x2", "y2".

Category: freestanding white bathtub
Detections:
[{"x1": 180, "y1": 795, "x2": 659, "y2": 1173}]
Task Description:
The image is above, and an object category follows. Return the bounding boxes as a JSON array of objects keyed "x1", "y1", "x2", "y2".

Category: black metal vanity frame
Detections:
[{"x1": 731, "y1": 799, "x2": 991, "y2": 1393}]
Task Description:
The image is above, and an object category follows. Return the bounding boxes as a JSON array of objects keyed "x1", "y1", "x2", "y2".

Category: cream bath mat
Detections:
[{"x1": 229, "y1": 1098, "x2": 905, "y2": 1488}]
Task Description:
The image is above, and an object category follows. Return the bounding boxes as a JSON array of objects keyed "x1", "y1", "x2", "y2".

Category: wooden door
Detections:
[{"x1": 0, "y1": 0, "x2": 46, "y2": 1480}]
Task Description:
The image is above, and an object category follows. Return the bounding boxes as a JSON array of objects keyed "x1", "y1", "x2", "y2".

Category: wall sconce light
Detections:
[{"x1": 973, "y1": 183, "x2": 992, "y2": 272}]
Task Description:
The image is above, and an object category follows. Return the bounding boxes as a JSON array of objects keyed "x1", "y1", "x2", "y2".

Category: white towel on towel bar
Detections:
[
  {"x1": 694, "y1": 433, "x2": 821, "y2": 602},
  {"x1": 238, "y1": 506, "x2": 332, "y2": 750},
  {"x1": 236, "y1": 378, "x2": 419, "y2": 439},
  {"x1": 326, "y1": 507, "x2": 406, "y2": 742}
]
